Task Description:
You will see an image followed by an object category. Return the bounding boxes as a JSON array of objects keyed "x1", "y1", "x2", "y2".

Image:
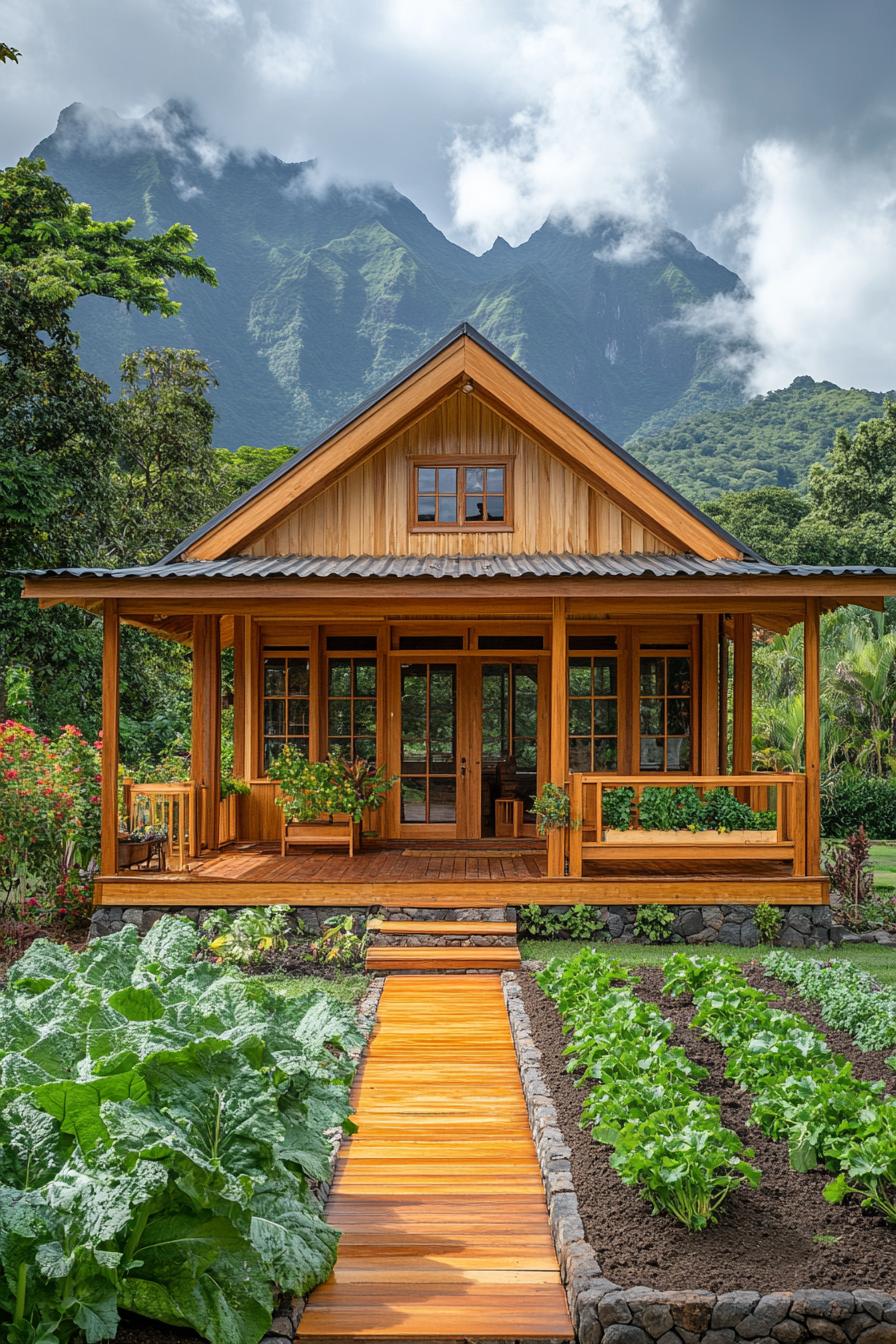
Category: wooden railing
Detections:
[{"x1": 567, "y1": 773, "x2": 808, "y2": 878}]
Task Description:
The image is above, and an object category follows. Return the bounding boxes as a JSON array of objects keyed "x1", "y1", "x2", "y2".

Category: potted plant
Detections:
[
  {"x1": 269, "y1": 747, "x2": 396, "y2": 855},
  {"x1": 219, "y1": 774, "x2": 249, "y2": 843},
  {"x1": 117, "y1": 824, "x2": 167, "y2": 870}
]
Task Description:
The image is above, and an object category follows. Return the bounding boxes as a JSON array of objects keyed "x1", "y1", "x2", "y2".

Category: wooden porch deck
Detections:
[
  {"x1": 93, "y1": 839, "x2": 829, "y2": 906},
  {"x1": 297, "y1": 974, "x2": 573, "y2": 1342}
]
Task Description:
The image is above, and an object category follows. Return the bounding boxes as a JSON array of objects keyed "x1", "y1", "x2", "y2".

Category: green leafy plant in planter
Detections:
[
  {"x1": 269, "y1": 748, "x2": 397, "y2": 846},
  {"x1": 639, "y1": 785, "x2": 705, "y2": 831},
  {"x1": 754, "y1": 902, "x2": 783, "y2": 945},
  {"x1": 634, "y1": 903, "x2": 676, "y2": 942},
  {"x1": 203, "y1": 903, "x2": 296, "y2": 966},
  {"x1": 532, "y1": 782, "x2": 579, "y2": 837},
  {"x1": 220, "y1": 774, "x2": 251, "y2": 799},
  {"x1": 602, "y1": 786, "x2": 634, "y2": 830}
]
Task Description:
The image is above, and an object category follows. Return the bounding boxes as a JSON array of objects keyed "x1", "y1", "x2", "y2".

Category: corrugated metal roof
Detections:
[
  {"x1": 159, "y1": 322, "x2": 760, "y2": 565},
  {"x1": 18, "y1": 552, "x2": 896, "y2": 581}
]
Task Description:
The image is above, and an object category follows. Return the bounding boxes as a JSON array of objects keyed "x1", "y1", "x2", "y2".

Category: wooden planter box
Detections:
[
  {"x1": 282, "y1": 814, "x2": 357, "y2": 857},
  {"x1": 604, "y1": 828, "x2": 777, "y2": 846},
  {"x1": 118, "y1": 839, "x2": 151, "y2": 868}
]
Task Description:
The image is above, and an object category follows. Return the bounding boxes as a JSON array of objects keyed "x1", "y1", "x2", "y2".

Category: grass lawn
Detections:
[
  {"x1": 519, "y1": 938, "x2": 896, "y2": 985},
  {"x1": 869, "y1": 841, "x2": 896, "y2": 890},
  {"x1": 257, "y1": 971, "x2": 370, "y2": 1004}
]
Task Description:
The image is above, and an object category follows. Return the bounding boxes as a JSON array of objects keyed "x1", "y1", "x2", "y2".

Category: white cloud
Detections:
[
  {"x1": 447, "y1": 0, "x2": 681, "y2": 249},
  {"x1": 694, "y1": 141, "x2": 896, "y2": 393}
]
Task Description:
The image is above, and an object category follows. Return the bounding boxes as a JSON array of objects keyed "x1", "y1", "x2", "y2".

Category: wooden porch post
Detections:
[
  {"x1": 699, "y1": 616, "x2": 720, "y2": 774},
  {"x1": 192, "y1": 615, "x2": 222, "y2": 852},
  {"x1": 804, "y1": 597, "x2": 821, "y2": 874},
  {"x1": 718, "y1": 616, "x2": 729, "y2": 773},
  {"x1": 732, "y1": 614, "x2": 753, "y2": 786},
  {"x1": 548, "y1": 597, "x2": 568, "y2": 877},
  {"x1": 100, "y1": 599, "x2": 120, "y2": 876}
]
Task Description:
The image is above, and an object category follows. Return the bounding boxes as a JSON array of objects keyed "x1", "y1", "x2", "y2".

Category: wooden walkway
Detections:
[{"x1": 298, "y1": 975, "x2": 573, "y2": 1342}]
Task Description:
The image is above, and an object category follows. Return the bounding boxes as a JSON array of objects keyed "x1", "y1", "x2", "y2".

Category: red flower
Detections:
[{"x1": 4, "y1": 769, "x2": 18, "y2": 780}]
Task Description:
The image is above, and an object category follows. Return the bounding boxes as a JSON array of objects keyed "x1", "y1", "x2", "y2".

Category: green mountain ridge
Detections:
[
  {"x1": 32, "y1": 99, "x2": 747, "y2": 450},
  {"x1": 629, "y1": 377, "x2": 895, "y2": 501}
]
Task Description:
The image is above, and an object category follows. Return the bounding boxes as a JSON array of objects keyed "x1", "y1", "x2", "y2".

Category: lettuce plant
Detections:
[
  {"x1": 763, "y1": 950, "x2": 896, "y2": 1051},
  {"x1": 538, "y1": 950, "x2": 759, "y2": 1229},
  {"x1": 665, "y1": 952, "x2": 896, "y2": 1222},
  {"x1": 0, "y1": 917, "x2": 360, "y2": 1343}
]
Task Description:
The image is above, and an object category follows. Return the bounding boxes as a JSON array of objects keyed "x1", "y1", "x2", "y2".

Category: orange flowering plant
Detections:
[{"x1": 0, "y1": 719, "x2": 101, "y2": 925}]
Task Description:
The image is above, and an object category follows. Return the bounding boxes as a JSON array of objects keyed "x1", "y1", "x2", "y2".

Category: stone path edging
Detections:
[
  {"x1": 501, "y1": 971, "x2": 896, "y2": 1344},
  {"x1": 261, "y1": 975, "x2": 385, "y2": 1344}
]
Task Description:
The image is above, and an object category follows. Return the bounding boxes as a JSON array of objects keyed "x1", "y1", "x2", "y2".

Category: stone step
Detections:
[{"x1": 364, "y1": 945, "x2": 522, "y2": 972}]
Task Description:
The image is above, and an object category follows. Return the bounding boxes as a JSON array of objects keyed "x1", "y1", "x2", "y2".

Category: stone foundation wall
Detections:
[
  {"x1": 522, "y1": 904, "x2": 836, "y2": 948},
  {"x1": 502, "y1": 972, "x2": 895, "y2": 1344},
  {"x1": 89, "y1": 903, "x2": 516, "y2": 941}
]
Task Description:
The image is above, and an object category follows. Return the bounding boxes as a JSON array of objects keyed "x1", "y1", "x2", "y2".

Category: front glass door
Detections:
[
  {"x1": 399, "y1": 663, "x2": 458, "y2": 827},
  {"x1": 480, "y1": 662, "x2": 539, "y2": 834}
]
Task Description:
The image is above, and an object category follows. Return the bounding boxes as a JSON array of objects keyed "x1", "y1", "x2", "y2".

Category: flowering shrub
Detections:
[{"x1": 0, "y1": 720, "x2": 101, "y2": 923}]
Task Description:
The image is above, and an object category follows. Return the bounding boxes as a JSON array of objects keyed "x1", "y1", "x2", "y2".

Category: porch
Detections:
[{"x1": 92, "y1": 837, "x2": 829, "y2": 906}]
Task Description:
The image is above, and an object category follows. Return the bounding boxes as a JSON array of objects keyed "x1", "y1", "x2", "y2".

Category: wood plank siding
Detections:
[{"x1": 246, "y1": 392, "x2": 675, "y2": 558}]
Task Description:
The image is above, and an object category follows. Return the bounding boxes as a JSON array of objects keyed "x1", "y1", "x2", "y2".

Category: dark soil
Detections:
[
  {"x1": 240, "y1": 944, "x2": 365, "y2": 978},
  {"x1": 0, "y1": 915, "x2": 89, "y2": 977},
  {"x1": 520, "y1": 966, "x2": 896, "y2": 1293}
]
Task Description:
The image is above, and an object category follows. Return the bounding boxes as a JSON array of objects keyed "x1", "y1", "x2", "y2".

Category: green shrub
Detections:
[
  {"x1": 636, "y1": 786, "x2": 772, "y2": 834},
  {"x1": 518, "y1": 903, "x2": 607, "y2": 940},
  {"x1": 563, "y1": 905, "x2": 608, "y2": 940},
  {"x1": 601, "y1": 786, "x2": 634, "y2": 831},
  {"x1": 754, "y1": 903, "x2": 783, "y2": 945},
  {"x1": 0, "y1": 918, "x2": 360, "y2": 1342},
  {"x1": 202, "y1": 903, "x2": 298, "y2": 966},
  {"x1": 822, "y1": 770, "x2": 896, "y2": 839},
  {"x1": 634, "y1": 904, "x2": 676, "y2": 942},
  {"x1": 518, "y1": 903, "x2": 566, "y2": 938}
]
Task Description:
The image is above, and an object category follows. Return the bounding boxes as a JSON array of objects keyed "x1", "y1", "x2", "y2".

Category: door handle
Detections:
[{"x1": 460, "y1": 756, "x2": 467, "y2": 777}]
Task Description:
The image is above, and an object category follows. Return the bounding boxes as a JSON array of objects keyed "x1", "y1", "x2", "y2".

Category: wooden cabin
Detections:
[{"x1": 21, "y1": 324, "x2": 896, "y2": 911}]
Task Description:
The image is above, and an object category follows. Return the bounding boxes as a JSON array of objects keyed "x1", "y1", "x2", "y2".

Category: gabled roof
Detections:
[{"x1": 164, "y1": 323, "x2": 758, "y2": 564}]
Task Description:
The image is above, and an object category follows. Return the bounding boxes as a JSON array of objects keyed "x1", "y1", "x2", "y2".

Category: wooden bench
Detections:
[{"x1": 281, "y1": 814, "x2": 355, "y2": 857}]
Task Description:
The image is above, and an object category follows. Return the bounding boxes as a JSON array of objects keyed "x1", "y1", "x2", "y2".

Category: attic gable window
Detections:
[{"x1": 411, "y1": 459, "x2": 511, "y2": 530}]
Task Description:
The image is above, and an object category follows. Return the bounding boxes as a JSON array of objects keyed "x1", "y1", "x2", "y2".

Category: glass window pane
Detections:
[
  {"x1": 667, "y1": 698, "x2": 691, "y2": 734},
  {"x1": 354, "y1": 737, "x2": 376, "y2": 762},
  {"x1": 328, "y1": 660, "x2": 350, "y2": 696},
  {"x1": 465, "y1": 495, "x2": 484, "y2": 522},
  {"x1": 428, "y1": 776, "x2": 456, "y2": 823},
  {"x1": 465, "y1": 466, "x2": 484, "y2": 491},
  {"x1": 594, "y1": 700, "x2": 617, "y2": 734},
  {"x1": 354, "y1": 659, "x2": 377, "y2": 695},
  {"x1": 568, "y1": 699, "x2": 591, "y2": 735},
  {"x1": 264, "y1": 700, "x2": 285, "y2": 737},
  {"x1": 437, "y1": 494, "x2": 457, "y2": 523},
  {"x1": 355, "y1": 699, "x2": 377, "y2": 735},
  {"x1": 667, "y1": 737, "x2": 691, "y2": 771},
  {"x1": 288, "y1": 660, "x2": 308, "y2": 696},
  {"x1": 640, "y1": 736, "x2": 664, "y2": 770},
  {"x1": 417, "y1": 494, "x2": 436, "y2": 523},
  {"x1": 486, "y1": 467, "x2": 505, "y2": 492},
  {"x1": 418, "y1": 467, "x2": 436, "y2": 493},
  {"x1": 485, "y1": 494, "x2": 505, "y2": 521},
  {"x1": 400, "y1": 778, "x2": 426, "y2": 823},
  {"x1": 328, "y1": 700, "x2": 351, "y2": 735},
  {"x1": 640, "y1": 699, "x2": 664, "y2": 734},
  {"x1": 640, "y1": 657, "x2": 664, "y2": 694},
  {"x1": 515, "y1": 740, "x2": 537, "y2": 770},
  {"x1": 288, "y1": 699, "x2": 309, "y2": 736},
  {"x1": 437, "y1": 467, "x2": 457, "y2": 493},
  {"x1": 568, "y1": 658, "x2": 592, "y2": 695},
  {"x1": 569, "y1": 738, "x2": 592, "y2": 771},
  {"x1": 594, "y1": 739, "x2": 618, "y2": 770},
  {"x1": 264, "y1": 658, "x2": 285, "y2": 696},
  {"x1": 668, "y1": 657, "x2": 692, "y2": 694},
  {"x1": 594, "y1": 658, "x2": 617, "y2": 694},
  {"x1": 264, "y1": 737, "x2": 286, "y2": 770}
]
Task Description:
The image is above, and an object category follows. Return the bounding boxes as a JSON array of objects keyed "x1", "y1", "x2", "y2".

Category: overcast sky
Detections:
[{"x1": 3, "y1": 0, "x2": 896, "y2": 393}]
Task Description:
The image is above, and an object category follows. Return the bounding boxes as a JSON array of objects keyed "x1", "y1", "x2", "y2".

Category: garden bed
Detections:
[{"x1": 519, "y1": 965, "x2": 895, "y2": 1292}]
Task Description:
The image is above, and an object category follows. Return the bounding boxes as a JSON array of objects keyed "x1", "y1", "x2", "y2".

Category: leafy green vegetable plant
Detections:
[
  {"x1": 601, "y1": 786, "x2": 634, "y2": 831},
  {"x1": 664, "y1": 952, "x2": 896, "y2": 1222},
  {"x1": 634, "y1": 904, "x2": 675, "y2": 942},
  {"x1": 762, "y1": 950, "x2": 896, "y2": 1051},
  {"x1": 0, "y1": 917, "x2": 361, "y2": 1343},
  {"x1": 754, "y1": 903, "x2": 783, "y2": 945},
  {"x1": 563, "y1": 905, "x2": 608, "y2": 940},
  {"x1": 311, "y1": 914, "x2": 367, "y2": 967},
  {"x1": 203, "y1": 904, "x2": 297, "y2": 967},
  {"x1": 537, "y1": 949, "x2": 759, "y2": 1229}
]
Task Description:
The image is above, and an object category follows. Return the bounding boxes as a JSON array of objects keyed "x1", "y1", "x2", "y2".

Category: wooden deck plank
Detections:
[{"x1": 297, "y1": 974, "x2": 572, "y2": 1342}]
